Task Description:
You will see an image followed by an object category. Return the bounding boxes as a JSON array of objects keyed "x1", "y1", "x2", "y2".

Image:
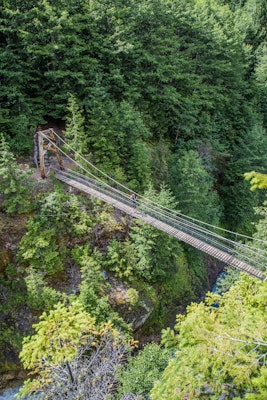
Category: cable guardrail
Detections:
[
  {"x1": 48, "y1": 130, "x2": 267, "y2": 247},
  {"x1": 53, "y1": 167, "x2": 267, "y2": 271},
  {"x1": 40, "y1": 130, "x2": 267, "y2": 273}
]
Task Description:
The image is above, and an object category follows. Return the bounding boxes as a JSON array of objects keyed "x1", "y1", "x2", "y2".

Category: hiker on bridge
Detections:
[{"x1": 130, "y1": 193, "x2": 138, "y2": 208}]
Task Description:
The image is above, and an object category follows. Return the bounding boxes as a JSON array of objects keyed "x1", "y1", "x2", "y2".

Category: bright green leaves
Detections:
[
  {"x1": 245, "y1": 171, "x2": 267, "y2": 191},
  {"x1": 20, "y1": 300, "x2": 96, "y2": 370},
  {"x1": 18, "y1": 300, "x2": 96, "y2": 395},
  {"x1": 151, "y1": 275, "x2": 267, "y2": 400},
  {"x1": 18, "y1": 299, "x2": 132, "y2": 398}
]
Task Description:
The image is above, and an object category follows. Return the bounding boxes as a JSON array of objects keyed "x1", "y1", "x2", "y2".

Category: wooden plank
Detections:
[{"x1": 55, "y1": 173, "x2": 266, "y2": 281}]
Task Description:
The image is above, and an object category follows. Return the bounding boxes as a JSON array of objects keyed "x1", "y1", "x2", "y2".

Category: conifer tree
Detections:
[
  {"x1": 0, "y1": 133, "x2": 32, "y2": 213},
  {"x1": 130, "y1": 184, "x2": 183, "y2": 282},
  {"x1": 152, "y1": 275, "x2": 267, "y2": 400},
  {"x1": 64, "y1": 94, "x2": 87, "y2": 156},
  {"x1": 19, "y1": 300, "x2": 132, "y2": 399},
  {"x1": 170, "y1": 149, "x2": 221, "y2": 225},
  {"x1": 18, "y1": 218, "x2": 63, "y2": 275},
  {"x1": 25, "y1": 269, "x2": 65, "y2": 311}
]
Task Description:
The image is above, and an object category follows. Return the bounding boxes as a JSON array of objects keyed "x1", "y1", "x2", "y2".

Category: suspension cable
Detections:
[
  {"x1": 40, "y1": 130, "x2": 267, "y2": 269},
  {"x1": 49, "y1": 129, "x2": 267, "y2": 246}
]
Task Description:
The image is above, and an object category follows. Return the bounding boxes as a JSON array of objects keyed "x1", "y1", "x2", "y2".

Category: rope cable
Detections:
[
  {"x1": 49, "y1": 129, "x2": 267, "y2": 246},
  {"x1": 40, "y1": 130, "x2": 267, "y2": 269}
]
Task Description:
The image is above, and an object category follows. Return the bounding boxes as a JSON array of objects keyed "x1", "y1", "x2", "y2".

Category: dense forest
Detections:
[{"x1": 0, "y1": 0, "x2": 267, "y2": 398}]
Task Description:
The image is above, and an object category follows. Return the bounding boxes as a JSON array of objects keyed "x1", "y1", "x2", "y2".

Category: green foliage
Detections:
[
  {"x1": 0, "y1": 133, "x2": 33, "y2": 214},
  {"x1": 240, "y1": 367, "x2": 267, "y2": 400},
  {"x1": 72, "y1": 245, "x2": 131, "y2": 333},
  {"x1": 64, "y1": 93, "x2": 87, "y2": 155},
  {"x1": 25, "y1": 269, "x2": 65, "y2": 310},
  {"x1": 0, "y1": 324, "x2": 23, "y2": 354},
  {"x1": 245, "y1": 171, "x2": 267, "y2": 190},
  {"x1": 237, "y1": 195, "x2": 267, "y2": 271},
  {"x1": 18, "y1": 218, "x2": 64, "y2": 275},
  {"x1": 86, "y1": 90, "x2": 126, "y2": 181},
  {"x1": 151, "y1": 275, "x2": 267, "y2": 399},
  {"x1": 117, "y1": 343, "x2": 170, "y2": 398},
  {"x1": 219, "y1": 124, "x2": 267, "y2": 234},
  {"x1": 117, "y1": 101, "x2": 152, "y2": 192},
  {"x1": 20, "y1": 300, "x2": 96, "y2": 368},
  {"x1": 25, "y1": 330, "x2": 132, "y2": 400},
  {"x1": 160, "y1": 326, "x2": 180, "y2": 350},
  {"x1": 0, "y1": 279, "x2": 26, "y2": 358},
  {"x1": 104, "y1": 239, "x2": 138, "y2": 281},
  {"x1": 18, "y1": 300, "x2": 97, "y2": 396},
  {"x1": 72, "y1": 246, "x2": 107, "y2": 317},
  {"x1": 160, "y1": 256, "x2": 195, "y2": 306},
  {"x1": 215, "y1": 267, "x2": 240, "y2": 294},
  {"x1": 86, "y1": 97, "x2": 152, "y2": 189},
  {"x1": 37, "y1": 190, "x2": 93, "y2": 235},
  {"x1": 150, "y1": 138, "x2": 172, "y2": 190},
  {"x1": 1, "y1": 2, "x2": 267, "y2": 396},
  {"x1": 125, "y1": 288, "x2": 139, "y2": 307},
  {"x1": 170, "y1": 149, "x2": 221, "y2": 224},
  {"x1": 1, "y1": 0, "x2": 267, "y2": 236},
  {"x1": 183, "y1": 246, "x2": 209, "y2": 294},
  {"x1": 130, "y1": 184, "x2": 183, "y2": 283},
  {"x1": 18, "y1": 300, "x2": 129, "y2": 398}
]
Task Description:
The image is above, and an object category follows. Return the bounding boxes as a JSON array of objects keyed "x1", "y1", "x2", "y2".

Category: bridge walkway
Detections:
[{"x1": 53, "y1": 168, "x2": 265, "y2": 281}]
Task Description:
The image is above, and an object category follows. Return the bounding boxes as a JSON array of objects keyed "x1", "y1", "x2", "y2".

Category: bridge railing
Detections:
[{"x1": 51, "y1": 167, "x2": 267, "y2": 272}]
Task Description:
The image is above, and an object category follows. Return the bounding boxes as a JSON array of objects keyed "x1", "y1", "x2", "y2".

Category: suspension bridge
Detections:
[{"x1": 36, "y1": 129, "x2": 267, "y2": 281}]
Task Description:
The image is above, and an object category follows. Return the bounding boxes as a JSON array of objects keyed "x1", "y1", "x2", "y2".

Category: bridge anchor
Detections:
[{"x1": 35, "y1": 128, "x2": 64, "y2": 179}]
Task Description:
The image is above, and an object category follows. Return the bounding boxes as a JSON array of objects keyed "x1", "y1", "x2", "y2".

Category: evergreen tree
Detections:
[
  {"x1": 170, "y1": 149, "x2": 221, "y2": 225},
  {"x1": 19, "y1": 300, "x2": 132, "y2": 399},
  {"x1": 117, "y1": 343, "x2": 169, "y2": 398},
  {"x1": 130, "y1": 184, "x2": 183, "y2": 282},
  {"x1": 104, "y1": 239, "x2": 138, "y2": 282},
  {"x1": 117, "y1": 101, "x2": 152, "y2": 192},
  {"x1": 25, "y1": 268, "x2": 65, "y2": 310},
  {"x1": 0, "y1": 133, "x2": 32, "y2": 213},
  {"x1": 64, "y1": 93, "x2": 87, "y2": 155},
  {"x1": 151, "y1": 275, "x2": 267, "y2": 400},
  {"x1": 85, "y1": 87, "x2": 125, "y2": 181},
  {"x1": 18, "y1": 300, "x2": 99, "y2": 396},
  {"x1": 73, "y1": 245, "x2": 131, "y2": 332},
  {"x1": 219, "y1": 125, "x2": 267, "y2": 234},
  {"x1": 18, "y1": 218, "x2": 64, "y2": 275}
]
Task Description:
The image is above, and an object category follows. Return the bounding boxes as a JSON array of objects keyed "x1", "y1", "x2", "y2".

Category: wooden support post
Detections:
[
  {"x1": 49, "y1": 129, "x2": 64, "y2": 170},
  {"x1": 38, "y1": 133, "x2": 46, "y2": 179}
]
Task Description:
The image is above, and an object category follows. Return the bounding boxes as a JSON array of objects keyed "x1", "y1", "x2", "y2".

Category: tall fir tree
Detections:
[{"x1": 0, "y1": 133, "x2": 32, "y2": 213}]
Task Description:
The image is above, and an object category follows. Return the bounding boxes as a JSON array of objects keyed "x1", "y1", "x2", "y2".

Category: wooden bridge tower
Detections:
[{"x1": 35, "y1": 127, "x2": 64, "y2": 178}]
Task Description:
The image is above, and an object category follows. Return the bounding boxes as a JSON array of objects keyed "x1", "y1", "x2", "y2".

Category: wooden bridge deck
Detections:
[{"x1": 55, "y1": 171, "x2": 265, "y2": 281}]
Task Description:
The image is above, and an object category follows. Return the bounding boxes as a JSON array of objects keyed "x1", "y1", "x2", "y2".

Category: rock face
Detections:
[
  {"x1": 206, "y1": 255, "x2": 225, "y2": 290},
  {"x1": 0, "y1": 214, "x2": 28, "y2": 275},
  {"x1": 0, "y1": 371, "x2": 27, "y2": 392},
  {"x1": 109, "y1": 280, "x2": 154, "y2": 331}
]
